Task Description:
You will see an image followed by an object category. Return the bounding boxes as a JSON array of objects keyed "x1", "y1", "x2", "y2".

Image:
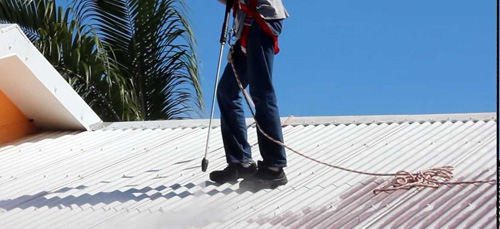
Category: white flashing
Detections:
[
  {"x1": 0, "y1": 24, "x2": 102, "y2": 130},
  {"x1": 91, "y1": 112, "x2": 496, "y2": 131}
]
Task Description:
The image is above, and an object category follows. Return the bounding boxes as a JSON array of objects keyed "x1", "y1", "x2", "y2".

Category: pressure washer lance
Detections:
[{"x1": 201, "y1": 0, "x2": 235, "y2": 172}]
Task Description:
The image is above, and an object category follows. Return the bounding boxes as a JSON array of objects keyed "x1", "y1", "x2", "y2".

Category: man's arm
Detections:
[{"x1": 217, "y1": 0, "x2": 226, "y2": 4}]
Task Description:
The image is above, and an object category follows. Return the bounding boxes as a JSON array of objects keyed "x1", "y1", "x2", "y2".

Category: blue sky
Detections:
[{"x1": 189, "y1": 0, "x2": 496, "y2": 118}]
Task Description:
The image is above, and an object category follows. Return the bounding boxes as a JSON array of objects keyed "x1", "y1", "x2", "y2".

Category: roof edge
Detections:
[
  {"x1": 90, "y1": 112, "x2": 497, "y2": 131},
  {"x1": 0, "y1": 24, "x2": 103, "y2": 131}
]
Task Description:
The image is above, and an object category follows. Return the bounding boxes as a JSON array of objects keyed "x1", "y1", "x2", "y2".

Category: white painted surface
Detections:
[
  {"x1": 91, "y1": 112, "x2": 497, "y2": 130},
  {"x1": 0, "y1": 113, "x2": 496, "y2": 228},
  {"x1": 0, "y1": 24, "x2": 102, "y2": 130}
]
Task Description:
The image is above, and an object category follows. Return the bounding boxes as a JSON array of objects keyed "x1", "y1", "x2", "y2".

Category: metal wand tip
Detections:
[{"x1": 201, "y1": 158, "x2": 209, "y2": 172}]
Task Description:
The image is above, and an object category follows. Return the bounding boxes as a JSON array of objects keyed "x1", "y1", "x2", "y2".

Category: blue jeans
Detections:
[{"x1": 217, "y1": 19, "x2": 286, "y2": 168}]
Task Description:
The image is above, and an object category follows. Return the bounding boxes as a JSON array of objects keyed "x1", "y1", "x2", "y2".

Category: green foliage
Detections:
[{"x1": 0, "y1": 0, "x2": 202, "y2": 121}]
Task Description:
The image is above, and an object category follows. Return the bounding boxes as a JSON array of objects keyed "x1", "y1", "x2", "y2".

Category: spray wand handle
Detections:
[{"x1": 220, "y1": 0, "x2": 234, "y2": 44}]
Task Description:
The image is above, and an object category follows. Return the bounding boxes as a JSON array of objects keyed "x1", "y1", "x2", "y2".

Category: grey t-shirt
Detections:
[
  {"x1": 255, "y1": 0, "x2": 289, "y2": 20},
  {"x1": 233, "y1": 0, "x2": 288, "y2": 39}
]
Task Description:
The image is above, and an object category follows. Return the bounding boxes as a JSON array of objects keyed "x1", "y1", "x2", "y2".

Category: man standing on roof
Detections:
[{"x1": 210, "y1": 0, "x2": 289, "y2": 190}]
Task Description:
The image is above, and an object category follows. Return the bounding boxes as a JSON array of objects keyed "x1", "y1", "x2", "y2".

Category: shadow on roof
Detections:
[{"x1": 0, "y1": 180, "x2": 250, "y2": 211}]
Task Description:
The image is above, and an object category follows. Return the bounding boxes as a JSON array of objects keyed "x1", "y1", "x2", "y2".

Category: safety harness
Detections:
[{"x1": 233, "y1": 0, "x2": 280, "y2": 55}]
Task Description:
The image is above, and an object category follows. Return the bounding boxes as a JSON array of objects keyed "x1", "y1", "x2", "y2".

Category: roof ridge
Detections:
[{"x1": 90, "y1": 112, "x2": 496, "y2": 131}]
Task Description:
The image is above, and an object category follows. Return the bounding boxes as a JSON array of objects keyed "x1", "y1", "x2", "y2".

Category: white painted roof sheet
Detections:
[
  {"x1": 0, "y1": 113, "x2": 496, "y2": 228},
  {"x1": 0, "y1": 24, "x2": 102, "y2": 130}
]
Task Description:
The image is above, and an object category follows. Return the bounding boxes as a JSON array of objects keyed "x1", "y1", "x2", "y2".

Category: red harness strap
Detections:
[{"x1": 234, "y1": 0, "x2": 280, "y2": 55}]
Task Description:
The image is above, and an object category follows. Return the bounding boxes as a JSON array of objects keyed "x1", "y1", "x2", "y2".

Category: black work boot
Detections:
[
  {"x1": 240, "y1": 161, "x2": 288, "y2": 191},
  {"x1": 209, "y1": 161, "x2": 257, "y2": 184}
]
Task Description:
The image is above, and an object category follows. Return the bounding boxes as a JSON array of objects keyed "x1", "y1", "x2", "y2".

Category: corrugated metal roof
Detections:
[{"x1": 0, "y1": 113, "x2": 496, "y2": 228}]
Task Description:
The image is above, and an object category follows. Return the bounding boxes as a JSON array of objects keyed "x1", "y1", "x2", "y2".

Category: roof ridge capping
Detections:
[{"x1": 91, "y1": 112, "x2": 496, "y2": 131}]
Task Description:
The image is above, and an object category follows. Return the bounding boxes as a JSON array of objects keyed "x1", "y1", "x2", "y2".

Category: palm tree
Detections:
[{"x1": 0, "y1": 0, "x2": 202, "y2": 121}]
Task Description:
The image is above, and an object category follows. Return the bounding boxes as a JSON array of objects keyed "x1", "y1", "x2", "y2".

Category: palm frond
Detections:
[
  {"x1": 1, "y1": 0, "x2": 202, "y2": 121},
  {"x1": 0, "y1": 0, "x2": 139, "y2": 121},
  {"x1": 73, "y1": 0, "x2": 202, "y2": 120}
]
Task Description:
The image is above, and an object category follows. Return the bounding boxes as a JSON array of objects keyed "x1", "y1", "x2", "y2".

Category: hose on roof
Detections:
[{"x1": 227, "y1": 46, "x2": 496, "y2": 194}]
